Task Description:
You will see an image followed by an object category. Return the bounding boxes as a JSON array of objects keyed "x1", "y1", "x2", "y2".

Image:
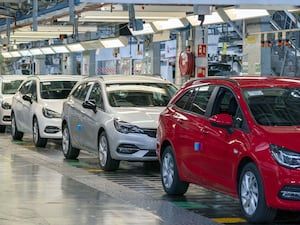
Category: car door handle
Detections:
[{"x1": 201, "y1": 128, "x2": 209, "y2": 134}]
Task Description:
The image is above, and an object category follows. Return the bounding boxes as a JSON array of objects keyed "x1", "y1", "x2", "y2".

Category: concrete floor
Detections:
[{"x1": 0, "y1": 133, "x2": 220, "y2": 225}]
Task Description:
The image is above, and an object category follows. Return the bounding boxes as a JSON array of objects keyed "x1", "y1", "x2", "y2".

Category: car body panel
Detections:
[
  {"x1": 0, "y1": 75, "x2": 26, "y2": 126},
  {"x1": 11, "y1": 75, "x2": 83, "y2": 139},
  {"x1": 157, "y1": 76, "x2": 300, "y2": 211},
  {"x1": 62, "y1": 75, "x2": 177, "y2": 162}
]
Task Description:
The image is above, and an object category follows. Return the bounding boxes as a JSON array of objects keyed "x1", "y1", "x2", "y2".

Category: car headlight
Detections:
[
  {"x1": 270, "y1": 144, "x2": 300, "y2": 169},
  {"x1": 1, "y1": 101, "x2": 11, "y2": 110},
  {"x1": 113, "y1": 118, "x2": 144, "y2": 134},
  {"x1": 42, "y1": 107, "x2": 61, "y2": 118}
]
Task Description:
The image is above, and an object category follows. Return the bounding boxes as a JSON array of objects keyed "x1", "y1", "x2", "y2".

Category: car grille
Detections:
[{"x1": 142, "y1": 128, "x2": 156, "y2": 138}]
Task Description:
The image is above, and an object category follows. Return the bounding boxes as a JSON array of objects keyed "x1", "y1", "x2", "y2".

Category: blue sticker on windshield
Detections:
[
  {"x1": 77, "y1": 124, "x2": 82, "y2": 131},
  {"x1": 194, "y1": 142, "x2": 201, "y2": 151}
]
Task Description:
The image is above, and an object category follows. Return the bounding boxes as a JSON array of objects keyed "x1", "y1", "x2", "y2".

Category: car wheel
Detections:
[
  {"x1": 11, "y1": 113, "x2": 23, "y2": 140},
  {"x1": 239, "y1": 162, "x2": 277, "y2": 223},
  {"x1": 32, "y1": 117, "x2": 47, "y2": 147},
  {"x1": 0, "y1": 125, "x2": 6, "y2": 133},
  {"x1": 98, "y1": 131, "x2": 120, "y2": 171},
  {"x1": 161, "y1": 145, "x2": 189, "y2": 195},
  {"x1": 62, "y1": 124, "x2": 80, "y2": 159}
]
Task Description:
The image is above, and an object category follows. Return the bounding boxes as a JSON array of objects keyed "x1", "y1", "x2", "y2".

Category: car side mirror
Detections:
[
  {"x1": 22, "y1": 94, "x2": 32, "y2": 104},
  {"x1": 209, "y1": 113, "x2": 234, "y2": 134},
  {"x1": 82, "y1": 100, "x2": 97, "y2": 113}
]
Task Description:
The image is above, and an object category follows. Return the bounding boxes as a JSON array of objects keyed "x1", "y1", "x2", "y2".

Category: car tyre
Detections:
[
  {"x1": 11, "y1": 113, "x2": 23, "y2": 140},
  {"x1": 161, "y1": 145, "x2": 189, "y2": 195},
  {"x1": 62, "y1": 123, "x2": 80, "y2": 159},
  {"x1": 98, "y1": 131, "x2": 120, "y2": 171},
  {"x1": 239, "y1": 162, "x2": 277, "y2": 223},
  {"x1": 33, "y1": 117, "x2": 47, "y2": 147},
  {"x1": 0, "y1": 125, "x2": 5, "y2": 133}
]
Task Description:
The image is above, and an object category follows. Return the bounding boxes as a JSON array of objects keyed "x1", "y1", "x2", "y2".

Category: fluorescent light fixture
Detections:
[
  {"x1": 19, "y1": 49, "x2": 31, "y2": 56},
  {"x1": 224, "y1": 8, "x2": 269, "y2": 21},
  {"x1": 187, "y1": 12, "x2": 224, "y2": 26},
  {"x1": 81, "y1": 39, "x2": 102, "y2": 50},
  {"x1": 10, "y1": 51, "x2": 21, "y2": 57},
  {"x1": 51, "y1": 45, "x2": 70, "y2": 53},
  {"x1": 100, "y1": 37, "x2": 128, "y2": 48},
  {"x1": 129, "y1": 23, "x2": 155, "y2": 36},
  {"x1": 67, "y1": 43, "x2": 85, "y2": 52},
  {"x1": 40, "y1": 47, "x2": 55, "y2": 55},
  {"x1": 29, "y1": 48, "x2": 43, "y2": 56},
  {"x1": 1, "y1": 52, "x2": 12, "y2": 58},
  {"x1": 152, "y1": 18, "x2": 188, "y2": 31}
]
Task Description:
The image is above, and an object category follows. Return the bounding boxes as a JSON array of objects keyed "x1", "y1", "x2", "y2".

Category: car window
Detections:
[
  {"x1": 40, "y1": 80, "x2": 77, "y2": 99},
  {"x1": 88, "y1": 82, "x2": 103, "y2": 109},
  {"x1": 106, "y1": 82, "x2": 176, "y2": 107},
  {"x1": 72, "y1": 82, "x2": 93, "y2": 101},
  {"x1": 174, "y1": 85, "x2": 215, "y2": 116},
  {"x1": 211, "y1": 87, "x2": 246, "y2": 130},
  {"x1": 1, "y1": 80, "x2": 23, "y2": 94},
  {"x1": 19, "y1": 80, "x2": 37, "y2": 101},
  {"x1": 243, "y1": 87, "x2": 300, "y2": 126}
]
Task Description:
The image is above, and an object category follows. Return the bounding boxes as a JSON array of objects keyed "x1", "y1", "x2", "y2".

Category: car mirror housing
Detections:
[
  {"x1": 82, "y1": 100, "x2": 97, "y2": 113},
  {"x1": 22, "y1": 94, "x2": 32, "y2": 104},
  {"x1": 209, "y1": 113, "x2": 234, "y2": 133}
]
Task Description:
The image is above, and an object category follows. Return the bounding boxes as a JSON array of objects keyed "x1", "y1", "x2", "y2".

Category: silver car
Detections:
[{"x1": 61, "y1": 75, "x2": 177, "y2": 171}]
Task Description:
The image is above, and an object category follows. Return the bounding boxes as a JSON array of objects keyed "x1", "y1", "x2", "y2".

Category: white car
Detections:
[
  {"x1": 0, "y1": 75, "x2": 26, "y2": 133},
  {"x1": 11, "y1": 75, "x2": 83, "y2": 147},
  {"x1": 61, "y1": 75, "x2": 177, "y2": 171}
]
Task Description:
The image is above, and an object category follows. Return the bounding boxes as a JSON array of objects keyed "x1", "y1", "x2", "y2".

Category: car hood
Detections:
[
  {"x1": 111, "y1": 107, "x2": 164, "y2": 128},
  {"x1": 0, "y1": 94, "x2": 13, "y2": 104},
  {"x1": 41, "y1": 99, "x2": 65, "y2": 113},
  {"x1": 261, "y1": 126, "x2": 300, "y2": 151}
]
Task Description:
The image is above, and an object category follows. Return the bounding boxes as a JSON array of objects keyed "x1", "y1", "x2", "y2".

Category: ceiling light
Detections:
[
  {"x1": 1, "y1": 52, "x2": 12, "y2": 58},
  {"x1": 187, "y1": 12, "x2": 224, "y2": 26},
  {"x1": 81, "y1": 39, "x2": 102, "y2": 50},
  {"x1": 51, "y1": 45, "x2": 70, "y2": 53},
  {"x1": 67, "y1": 43, "x2": 85, "y2": 52},
  {"x1": 10, "y1": 51, "x2": 21, "y2": 57},
  {"x1": 152, "y1": 18, "x2": 188, "y2": 31},
  {"x1": 19, "y1": 49, "x2": 32, "y2": 56},
  {"x1": 29, "y1": 48, "x2": 43, "y2": 56},
  {"x1": 129, "y1": 23, "x2": 155, "y2": 36},
  {"x1": 224, "y1": 8, "x2": 269, "y2": 21},
  {"x1": 100, "y1": 37, "x2": 128, "y2": 48},
  {"x1": 40, "y1": 47, "x2": 55, "y2": 55}
]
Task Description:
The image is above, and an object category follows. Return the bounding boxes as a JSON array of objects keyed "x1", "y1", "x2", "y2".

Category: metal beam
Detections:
[{"x1": 81, "y1": 0, "x2": 300, "y2": 5}]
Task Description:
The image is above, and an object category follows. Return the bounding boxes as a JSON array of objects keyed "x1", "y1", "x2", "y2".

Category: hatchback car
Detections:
[
  {"x1": 0, "y1": 75, "x2": 25, "y2": 133},
  {"x1": 156, "y1": 76, "x2": 300, "y2": 223},
  {"x1": 61, "y1": 75, "x2": 177, "y2": 171},
  {"x1": 11, "y1": 75, "x2": 82, "y2": 147}
]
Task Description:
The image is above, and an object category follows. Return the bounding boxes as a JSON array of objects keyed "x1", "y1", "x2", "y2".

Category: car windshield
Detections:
[
  {"x1": 2, "y1": 80, "x2": 23, "y2": 94},
  {"x1": 243, "y1": 87, "x2": 300, "y2": 126},
  {"x1": 106, "y1": 83, "x2": 177, "y2": 107},
  {"x1": 40, "y1": 80, "x2": 77, "y2": 99}
]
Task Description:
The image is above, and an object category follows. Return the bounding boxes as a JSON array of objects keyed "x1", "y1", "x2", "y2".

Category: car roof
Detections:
[
  {"x1": 0, "y1": 75, "x2": 28, "y2": 81},
  {"x1": 185, "y1": 76, "x2": 300, "y2": 89},
  {"x1": 82, "y1": 74, "x2": 172, "y2": 84},
  {"x1": 25, "y1": 75, "x2": 84, "y2": 81}
]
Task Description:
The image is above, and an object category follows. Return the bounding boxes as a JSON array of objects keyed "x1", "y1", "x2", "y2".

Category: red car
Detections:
[{"x1": 156, "y1": 76, "x2": 300, "y2": 223}]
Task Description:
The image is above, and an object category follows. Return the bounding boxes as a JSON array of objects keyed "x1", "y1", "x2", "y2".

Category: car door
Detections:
[
  {"x1": 67, "y1": 82, "x2": 93, "y2": 148},
  {"x1": 172, "y1": 85, "x2": 217, "y2": 183},
  {"x1": 197, "y1": 86, "x2": 248, "y2": 193},
  {"x1": 14, "y1": 80, "x2": 36, "y2": 133},
  {"x1": 80, "y1": 82, "x2": 105, "y2": 151}
]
